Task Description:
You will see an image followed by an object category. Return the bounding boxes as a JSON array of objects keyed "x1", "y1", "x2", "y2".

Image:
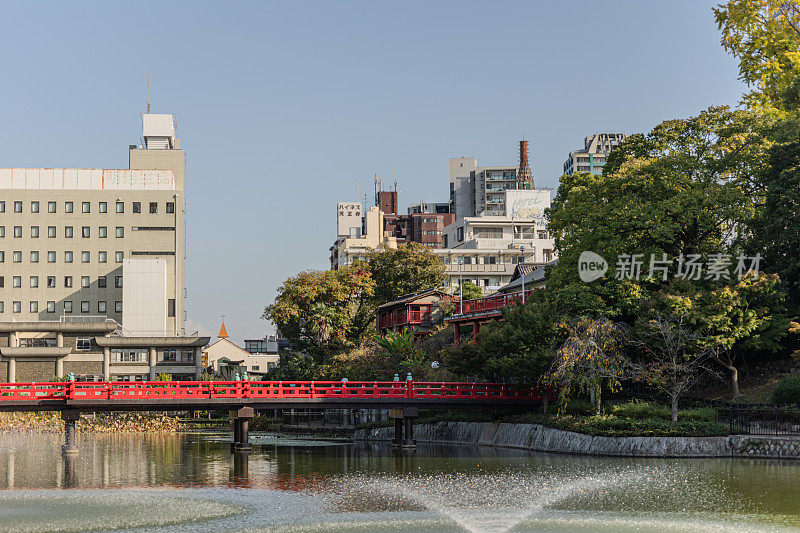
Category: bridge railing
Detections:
[{"x1": 0, "y1": 380, "x2": 541, "y2": 402}]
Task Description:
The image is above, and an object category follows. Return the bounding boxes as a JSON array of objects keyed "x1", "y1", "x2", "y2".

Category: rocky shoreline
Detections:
[
  {"x1": 0, "y1": 412, "x2": 182, "y2": 433},
  {"x1": 354, "y1": 421, "x2": 800, "y2": 459}
]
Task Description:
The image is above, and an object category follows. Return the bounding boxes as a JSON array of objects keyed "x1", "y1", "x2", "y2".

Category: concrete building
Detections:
[
  {"x1": 450, "y1": 141, "x2": 536, "y2": 221},
  {"x1": 439, "y1": 189, "x2": 555, "y2": 292},
  {"x1": 0, "y1": 112, "x2": 209, "y2": 382},
  {"x1": 202, "y1": 323, "x2": 278, "y2": 376},
  {"x1": 329, "y1": 206, "x2": 398, "y2": 269},
  {"x1": 563, "y1": 133, "x2": 627, "y2": 175}
]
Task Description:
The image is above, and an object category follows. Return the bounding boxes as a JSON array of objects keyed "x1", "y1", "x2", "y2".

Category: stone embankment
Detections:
[
  {"x1": 0, "y1": 412, "x2": 182, "y2": 433},
  {"x1": 354, "y1": 421, "x2": 800, "y2": 459}
]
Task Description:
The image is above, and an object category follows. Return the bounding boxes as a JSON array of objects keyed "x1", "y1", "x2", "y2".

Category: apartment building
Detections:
[
  {"x1": 0, "y1": 113, "x2": 209, "y2": 382},
  {"x1": 563, "y1": 133, "x2": 627, "y2": 175},
  {"x1": 329, "y1": 206, "x2": 398, "y2": 269},
  {"x1": 450, "y1": 141, "x2": 536, "y2": 221},
  {"x1": 439, "y1": 189, "x2": 555, "y2": 292}
]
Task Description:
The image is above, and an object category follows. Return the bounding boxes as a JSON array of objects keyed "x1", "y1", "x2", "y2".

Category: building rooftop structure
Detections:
[{"x1": 563, "y1": 133, "x2": 626, "y2": 176}]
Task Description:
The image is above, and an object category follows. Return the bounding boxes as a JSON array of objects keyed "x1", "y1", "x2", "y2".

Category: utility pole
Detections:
[{"x1": 520, "y1": 246, "x2": 526, "y2": 304}]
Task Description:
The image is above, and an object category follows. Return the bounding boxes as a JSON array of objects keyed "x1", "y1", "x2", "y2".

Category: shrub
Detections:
[
  {"x1": 560, "y1": 399, "x2": 595, "y2": 416},
  {"x1": 678, "y1": 406, "x2": 717, "y2": 422},
  {"x1": 611, "y1": 400, "x2": 670, "y2": 420},
  {"x1": 772, "y1": 374, "x2": 800, "y2": 405}
]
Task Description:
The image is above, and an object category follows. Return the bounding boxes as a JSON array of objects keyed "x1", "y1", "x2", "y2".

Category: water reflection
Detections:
[{"x1": 0, "y1": 432, "x2": 797, "y2": 532}]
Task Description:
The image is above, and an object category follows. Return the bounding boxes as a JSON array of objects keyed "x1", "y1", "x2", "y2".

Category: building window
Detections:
[
  {"x1": 81, "y1": 251, "x2": 90, "y2": 263},
  {"x1": 0, "y1": 251, "x2": 4, "y2": 262},
  {"x1": 115, "y1": 301, "x2": 122, "y2": 313},
  {"x1": 82, "y1": 226, "x2": 90, "y2": 238},
  {"x1": 115, "y1": 276, "x2": 123, "y2": 288},
  {"x1": 149, "y1": 202, "x2": 158, "y2": 214},
  {"x1": 0, "y1": 201, "x2": 5, "y2": 212},
  {"x1": 64, "y1": 276, "x2": 73, "y2": 288},
  {"x1": 166, "y1": 202, "x2": 175, "y2": 213},
  {"x1": 65, "y1": 226, "x2": 73, "y2": 238},
  {"x1": 13, "y1": 276, "x2": 21, "y2": 288},
  {"x1": 65, "y1": 201, "x2": 73, "y2": 213},
  {"x1": 99, "y1": 201, "x2": 107, "y2": 213},
  {"x1": 13, "y1": 301, "x2": 21, "y2": 313},
  {"x1": 133, "y1": 202, "x2": 141, "y2": 213},
  {"x1": 0, "y1": 226, "x2": 4, "y2": 238},
  {"x1": 99, "y1": 226, "x2": 107, "y2": 238},
  {"x1": 538, "y1": 230, "x2": 548, "y2": 239},
  {"x1": 98, "y1": 251, "x2": 107, "y2": 263},
  {"x1": 31, "y1": 201, "x2": 39, "y2": 213},
  {"x1": 47, "y1": 251, "x2": 55, "y2": 263},
  {"x1": 30, "y1": 301, "x2": 38, "y2": 313},
  {"x1": 76, "y1": 338, "x2": 91, "y2": 351},
  {"x1": 30, "y1": 251, "x2": 39, "y2": 263},
  {"x1": 48, "y1": 226, "x2": 56, "y2": 238},
  {"x1": 0, "y1": 277, "x2": 3, "y2": 287},
  {"x1": 168, "y1": 298, "x2": 176, "y2": 317},
  {"x1": 48, "y1": 201, "x2": 56, "y2": 213},
  {"x1": 14, "y1": 201, "x2": 22, "y2": 213},
  {"x1": 115, "y1": 251, "x2": 124, "y2": 263},
  {"x1": 64, "y1": 251, "x2": 73, "y2": 263},
  {"x1": 47, "y1": 276, "x2": 55, "y2": 288},
  {"x1": 457, "y1": 227, "x2": 464, "y2": 241},
  {"x1": 64, "y1": 301, "x2": 73, "y2": 314},
  {"x1": 80, "y1": 301, "x2": 90, "y2": 313},
  {"x1": 116, "y1": 227, "x2": 124, "y2": 238},
  {"x1": 82, "y1": 202, "x2": 90, "y2": 213},
  {"x1": 13, "y1": 251, "x2": 21, "y2": 263},
  {"x1": 111, "y1": 349, "x2": 146, "y2": 363},
  {"x1": 98, "y1": 301, "x2": 106, "y2": 313},
  {"x1": 13, "y1": 226, "x2": 21, "y2": 238},
  {"x1": 31, "y1": 226, "x2": 39, "y2": 238},
  {"x1": 81, "y1": 276, "x2": 90, "y2": 288},
  {"x1": 116, "y1": 201, "x2": 124, "y2": 213},
  {"x1": 47, "y1": 301, "x2": 55, "y2": 313},
  {"x1": 251, "y1": 366, "x2": 259, "y2": 371},
  {"x1": 98, "y1": 276, "x2": 106, "y2": 288}
]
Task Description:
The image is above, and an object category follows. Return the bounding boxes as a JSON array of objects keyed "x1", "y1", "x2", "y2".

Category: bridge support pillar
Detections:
[
  {"x1": 402, "y1": 407, "x2": 418, "y2": 449},
  {"x1": 61, "y1": 410, "x2": 80, "y2": 456},
  {"x1": 230, "y1": 407, "x2": 254, "y2": 452},
  {"x1": 388, "y1": 409, "x2": 404, "y2": 447}
]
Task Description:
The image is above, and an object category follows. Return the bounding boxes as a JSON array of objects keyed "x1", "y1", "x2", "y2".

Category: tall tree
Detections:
[
  {"x1": 666, "y1": 273, "x2": 789, "y2": 399},
  {"x1": 630, "y1": 312, "x2": 718, "y2": 422},
  {"x1": 714, "y1": 0, "x2": 800, "y2": 111},
  {"x1": 546, "y1": 107, "x2": 772, "y2": 317},
  {"x1": 263, "y1": 264, "x2": 375, "y2": 354},
  {"x1": 367, "y1": 243, "x2": 447, "y2": 305}
]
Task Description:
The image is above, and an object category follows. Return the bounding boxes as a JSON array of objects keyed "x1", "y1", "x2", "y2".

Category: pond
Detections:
[{"x1": 0, "y1": 432, "x2": 798, "y2": 532}]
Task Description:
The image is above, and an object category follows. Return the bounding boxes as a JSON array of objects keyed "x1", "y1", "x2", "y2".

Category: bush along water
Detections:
[{"x1": 772, "y1": 374, "x2": 800, "y2": 405}]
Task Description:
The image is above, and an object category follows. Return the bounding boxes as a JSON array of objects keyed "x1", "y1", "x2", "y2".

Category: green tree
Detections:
[
  {"x1": 546, "y1": 107, "x2": 772, "y2": 317},
  {"x1": 714, "y1": 0, "x2": 800, "y2": 111},
  {"x1": 263, "y1": 264, "x2": 375, "y2": 353},
  {"x1": 458, "y1": 281, "x2": 484, "y2": 301},
  {"x1": 668, "y1": 273, "x2": 789, "y2": 399},
  {"x1": 751, "y1": 139, "x2": 800, "y2": 301},
  {"x1": 367, "y1": 243, "x2": 447, "y2": 305},
  {"x1": 442, "y1": 289, "x2": 560, "y2": 383}
]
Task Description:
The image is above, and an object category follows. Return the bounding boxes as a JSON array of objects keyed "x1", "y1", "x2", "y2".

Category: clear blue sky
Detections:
[{"x1": 0, "y1": 1, "x2": 745, "y2": 343}]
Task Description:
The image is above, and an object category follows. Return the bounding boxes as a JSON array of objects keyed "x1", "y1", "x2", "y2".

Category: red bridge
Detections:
[{"x1": 0, "y1": 380, "x2": 543, "y2": 453}]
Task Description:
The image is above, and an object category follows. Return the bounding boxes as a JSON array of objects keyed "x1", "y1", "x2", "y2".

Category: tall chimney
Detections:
[{"x1": 517, "y1": 140, "x2": 534, "y2": 189}]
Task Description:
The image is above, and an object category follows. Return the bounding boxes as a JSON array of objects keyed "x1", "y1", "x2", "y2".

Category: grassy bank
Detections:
[{"x1": 357, "y1": 400, "x2": 729, "y2": 437}]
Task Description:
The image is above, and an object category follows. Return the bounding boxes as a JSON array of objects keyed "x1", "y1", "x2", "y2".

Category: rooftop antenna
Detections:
[{"x1": 146, "y1": 76, "x2": 151, "y2": 114}]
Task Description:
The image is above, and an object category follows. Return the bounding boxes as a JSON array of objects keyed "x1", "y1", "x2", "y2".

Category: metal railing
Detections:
[
  {"x1": 0, "y1": 380, "x2": 543, "y2": 403},
  {"x1": 727, "y1": 403, "x2": 800, "y2": 436}
]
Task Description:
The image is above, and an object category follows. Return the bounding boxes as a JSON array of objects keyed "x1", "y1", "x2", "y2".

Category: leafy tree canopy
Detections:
[{"x1": 367, "y1": 242, "x2": 447, "y2": 305}]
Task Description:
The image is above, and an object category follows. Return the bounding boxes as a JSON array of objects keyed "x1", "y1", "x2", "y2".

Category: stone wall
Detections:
[{"x1": 354, "y1": 421, "x2": 800, "y2": 459}]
